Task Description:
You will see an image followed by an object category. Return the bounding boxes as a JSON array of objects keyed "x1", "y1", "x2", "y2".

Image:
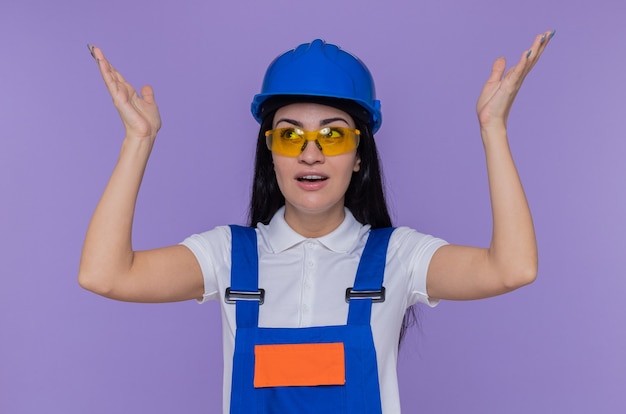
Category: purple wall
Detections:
[{"x1": 1, "y1": 0, "x2": 624, "y2": 413}]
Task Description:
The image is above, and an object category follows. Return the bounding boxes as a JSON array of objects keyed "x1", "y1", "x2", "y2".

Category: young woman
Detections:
[{"x1": 80, "y1": 32, "x2": 554, "y2": 413}]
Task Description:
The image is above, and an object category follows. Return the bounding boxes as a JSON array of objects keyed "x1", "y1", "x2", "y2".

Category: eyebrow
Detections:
[{"x1": 274, "y1": 117, "x2": 351, "y2": 128}]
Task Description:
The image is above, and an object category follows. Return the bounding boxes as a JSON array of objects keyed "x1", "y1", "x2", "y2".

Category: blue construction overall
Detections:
[{"x1": 226, "y1": 225, "x2": 395, "y2": 414}]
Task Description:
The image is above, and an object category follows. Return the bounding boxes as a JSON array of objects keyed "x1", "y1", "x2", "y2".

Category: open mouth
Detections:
[{"x1": 297, "y1": 175, "x2": 328, "y2": 183}]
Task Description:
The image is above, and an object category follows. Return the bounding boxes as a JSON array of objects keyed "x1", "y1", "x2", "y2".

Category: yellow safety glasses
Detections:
[{"x1": 265, "y1": 126, "x2": 360, "y2": 157}]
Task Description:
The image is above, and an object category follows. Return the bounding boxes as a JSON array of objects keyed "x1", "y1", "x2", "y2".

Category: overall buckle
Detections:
[
  {"x1": 225, "y1": 288, "x2": 265, "y2": 305},
  {"x1": 345, "y1": 287, "x2": 386, "y2": 303}
]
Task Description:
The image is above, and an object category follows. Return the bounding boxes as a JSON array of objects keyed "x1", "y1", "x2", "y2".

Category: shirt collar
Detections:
[{"x1": 262, "y1": 206, "x2": 370, "y2": 253}]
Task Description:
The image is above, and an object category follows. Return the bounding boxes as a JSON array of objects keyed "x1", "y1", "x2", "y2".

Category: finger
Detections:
[
  {"x1": 90, "y1": 48, "x2": 136, "y2": 102},
  {"x1": 504, "y1": 29, "x2": 555, "y2": 92},
  {"x1": 89, "y1": 46, "x2": 122, "y2": 85},
  {"x1": 98, "y1": 59, "x2": 124, "y2": 98},
  {"x1": 140, "y1": 85, "x2": 156, "y2": 105},
  {"x1": 487, "y1": 56, "x2": 507, "y2": 83},
  {"x1": 89, "y1": 45, "x2": 106, "y2": 66},
  {"x1": 87, "y1": 44, "x2": 96, "y2": 60},
  {"x1": 531, "y1": 29, "x2": 556, "y2": 64},
  {"x1": 90, "y1": 46, "x2": 116, "y2": 84},
  {"x1": 525, "y1": 33, "x2": 543, "y2": 64},
  {"x1": 539, "y1": 29, "x2": 556, "y2": 49},
  {"x1": 524, "y1": 29, "x2": 555, "y2": 66},
  {"x1": 506, "y1": 35, "x2": 541, "y2": 84},
  {"x1": 113, "y1": 67, "x2": 131, "y2": 87}
]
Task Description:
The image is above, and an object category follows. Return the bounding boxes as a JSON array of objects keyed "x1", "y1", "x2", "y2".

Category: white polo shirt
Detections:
[{"x1": 181, "y1": 207, "x2": 446, "y2": 413}]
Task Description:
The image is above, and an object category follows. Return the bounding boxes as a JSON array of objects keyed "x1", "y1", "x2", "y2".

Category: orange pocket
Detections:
[{"x1": 254, "y1": 342, "x2": 345, "y2": 388}]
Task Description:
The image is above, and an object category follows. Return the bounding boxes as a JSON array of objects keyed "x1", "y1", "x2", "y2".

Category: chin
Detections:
[{"x1": 286, "y1": 198, "x2": 345, "y2": 216}]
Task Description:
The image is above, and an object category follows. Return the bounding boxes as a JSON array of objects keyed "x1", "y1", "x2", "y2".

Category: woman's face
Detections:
[{"x1": 271, "y1": 102, "x2": 361, "y2": 224}]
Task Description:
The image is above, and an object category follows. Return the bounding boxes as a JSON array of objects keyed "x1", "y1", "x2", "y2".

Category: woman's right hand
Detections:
[
  {"x1": 80, "y1": 46, "x2": 203, "y2": 303},
  {"x1": 89, "y1": 45, "x2": 161, "y2": 141}
]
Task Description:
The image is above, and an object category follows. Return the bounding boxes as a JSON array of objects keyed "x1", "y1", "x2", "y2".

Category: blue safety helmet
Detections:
[{"x1": 251, "y1": 39, "x2": 382, "y2": 133}]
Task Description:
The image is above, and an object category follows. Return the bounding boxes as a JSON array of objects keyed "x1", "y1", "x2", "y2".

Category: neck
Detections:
[{"x1": 283, "y1": 204, "x2": 346, "y2": 238}]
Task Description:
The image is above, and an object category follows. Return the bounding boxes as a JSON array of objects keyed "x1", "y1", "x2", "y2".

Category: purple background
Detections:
[{"x1": 1, "y1": 0, "x2": 625, "y2": 413}]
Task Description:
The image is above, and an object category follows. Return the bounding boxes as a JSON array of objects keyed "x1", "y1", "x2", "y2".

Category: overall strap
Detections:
[
  {"x1": 228, "y1": 225, "x2": 261, "y2": 329},
  {"x1": 347, "y1": 227, "x2": 395, "y2": 326}
]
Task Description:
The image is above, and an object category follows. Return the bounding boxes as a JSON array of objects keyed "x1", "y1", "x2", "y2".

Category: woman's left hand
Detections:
[
  {"x1": 427, "y1": 30, "x2": 555, "y2": 301},
  {"x1": 476, "y1": 30, "x2": 555, "y2": 132}
]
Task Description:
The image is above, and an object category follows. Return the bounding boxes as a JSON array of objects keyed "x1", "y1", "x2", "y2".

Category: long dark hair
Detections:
[{"x1": 247, "y1": 97, "x2": 416, "y2": 344}]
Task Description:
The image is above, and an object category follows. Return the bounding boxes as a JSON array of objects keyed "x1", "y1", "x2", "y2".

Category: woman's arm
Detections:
[
  {"x1": 426, "y1": 30, "x2": 555, "y2": 300},
  {"x1": 78, "y1": 46, "x2": 203, "y2": 303}
]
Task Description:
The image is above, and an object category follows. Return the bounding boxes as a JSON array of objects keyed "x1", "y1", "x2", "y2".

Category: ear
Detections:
[{"x1": 353, "y1": 154, "x2": 361, "y2": 172}]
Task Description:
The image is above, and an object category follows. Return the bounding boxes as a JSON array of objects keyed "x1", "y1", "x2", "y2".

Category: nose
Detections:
[{"x1": 298, "y1": 139, "x2": 325, "y2": 164}]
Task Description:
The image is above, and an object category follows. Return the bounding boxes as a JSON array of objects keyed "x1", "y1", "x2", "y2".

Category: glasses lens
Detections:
[
  {"x1": 316, "y1": 127, "x2": 359, "y2": 156},
  {"x1": 266, "y1": 128, "x2": 305, "y2": 157},
  {"x1": 266, "y1": 127, "x2": 360, "y2": 157}
]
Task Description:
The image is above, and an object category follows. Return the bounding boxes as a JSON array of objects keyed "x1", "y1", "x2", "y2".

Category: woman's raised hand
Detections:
[
  {"x1": 475, "y1": 30, "x2": 555, "y2": 132},
  {"x1": 88, "y1": 45, "x2": 162, "y2": 141},
  {"x1": 80, "y1": 46, "x2": 204, "y2": 303}
]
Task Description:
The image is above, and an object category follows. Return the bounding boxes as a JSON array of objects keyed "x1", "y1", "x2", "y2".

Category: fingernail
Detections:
[
  {"x1": 87, "y1": 44, "x2": 95, "y2": 59},
  {"x1": 540, "y1": 34, "x2": 547, "y2": 44},
  {"x1": 526, "y1": 49, "x2": 532, "y2": 58},
  {"x1": 549, "y1": 29, "x2": 556, "y2": 39}
]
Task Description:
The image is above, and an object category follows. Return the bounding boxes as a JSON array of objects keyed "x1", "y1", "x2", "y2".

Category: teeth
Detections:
[{"x1": 298, "y1": 175, "x2": 326, "y2": 182}]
